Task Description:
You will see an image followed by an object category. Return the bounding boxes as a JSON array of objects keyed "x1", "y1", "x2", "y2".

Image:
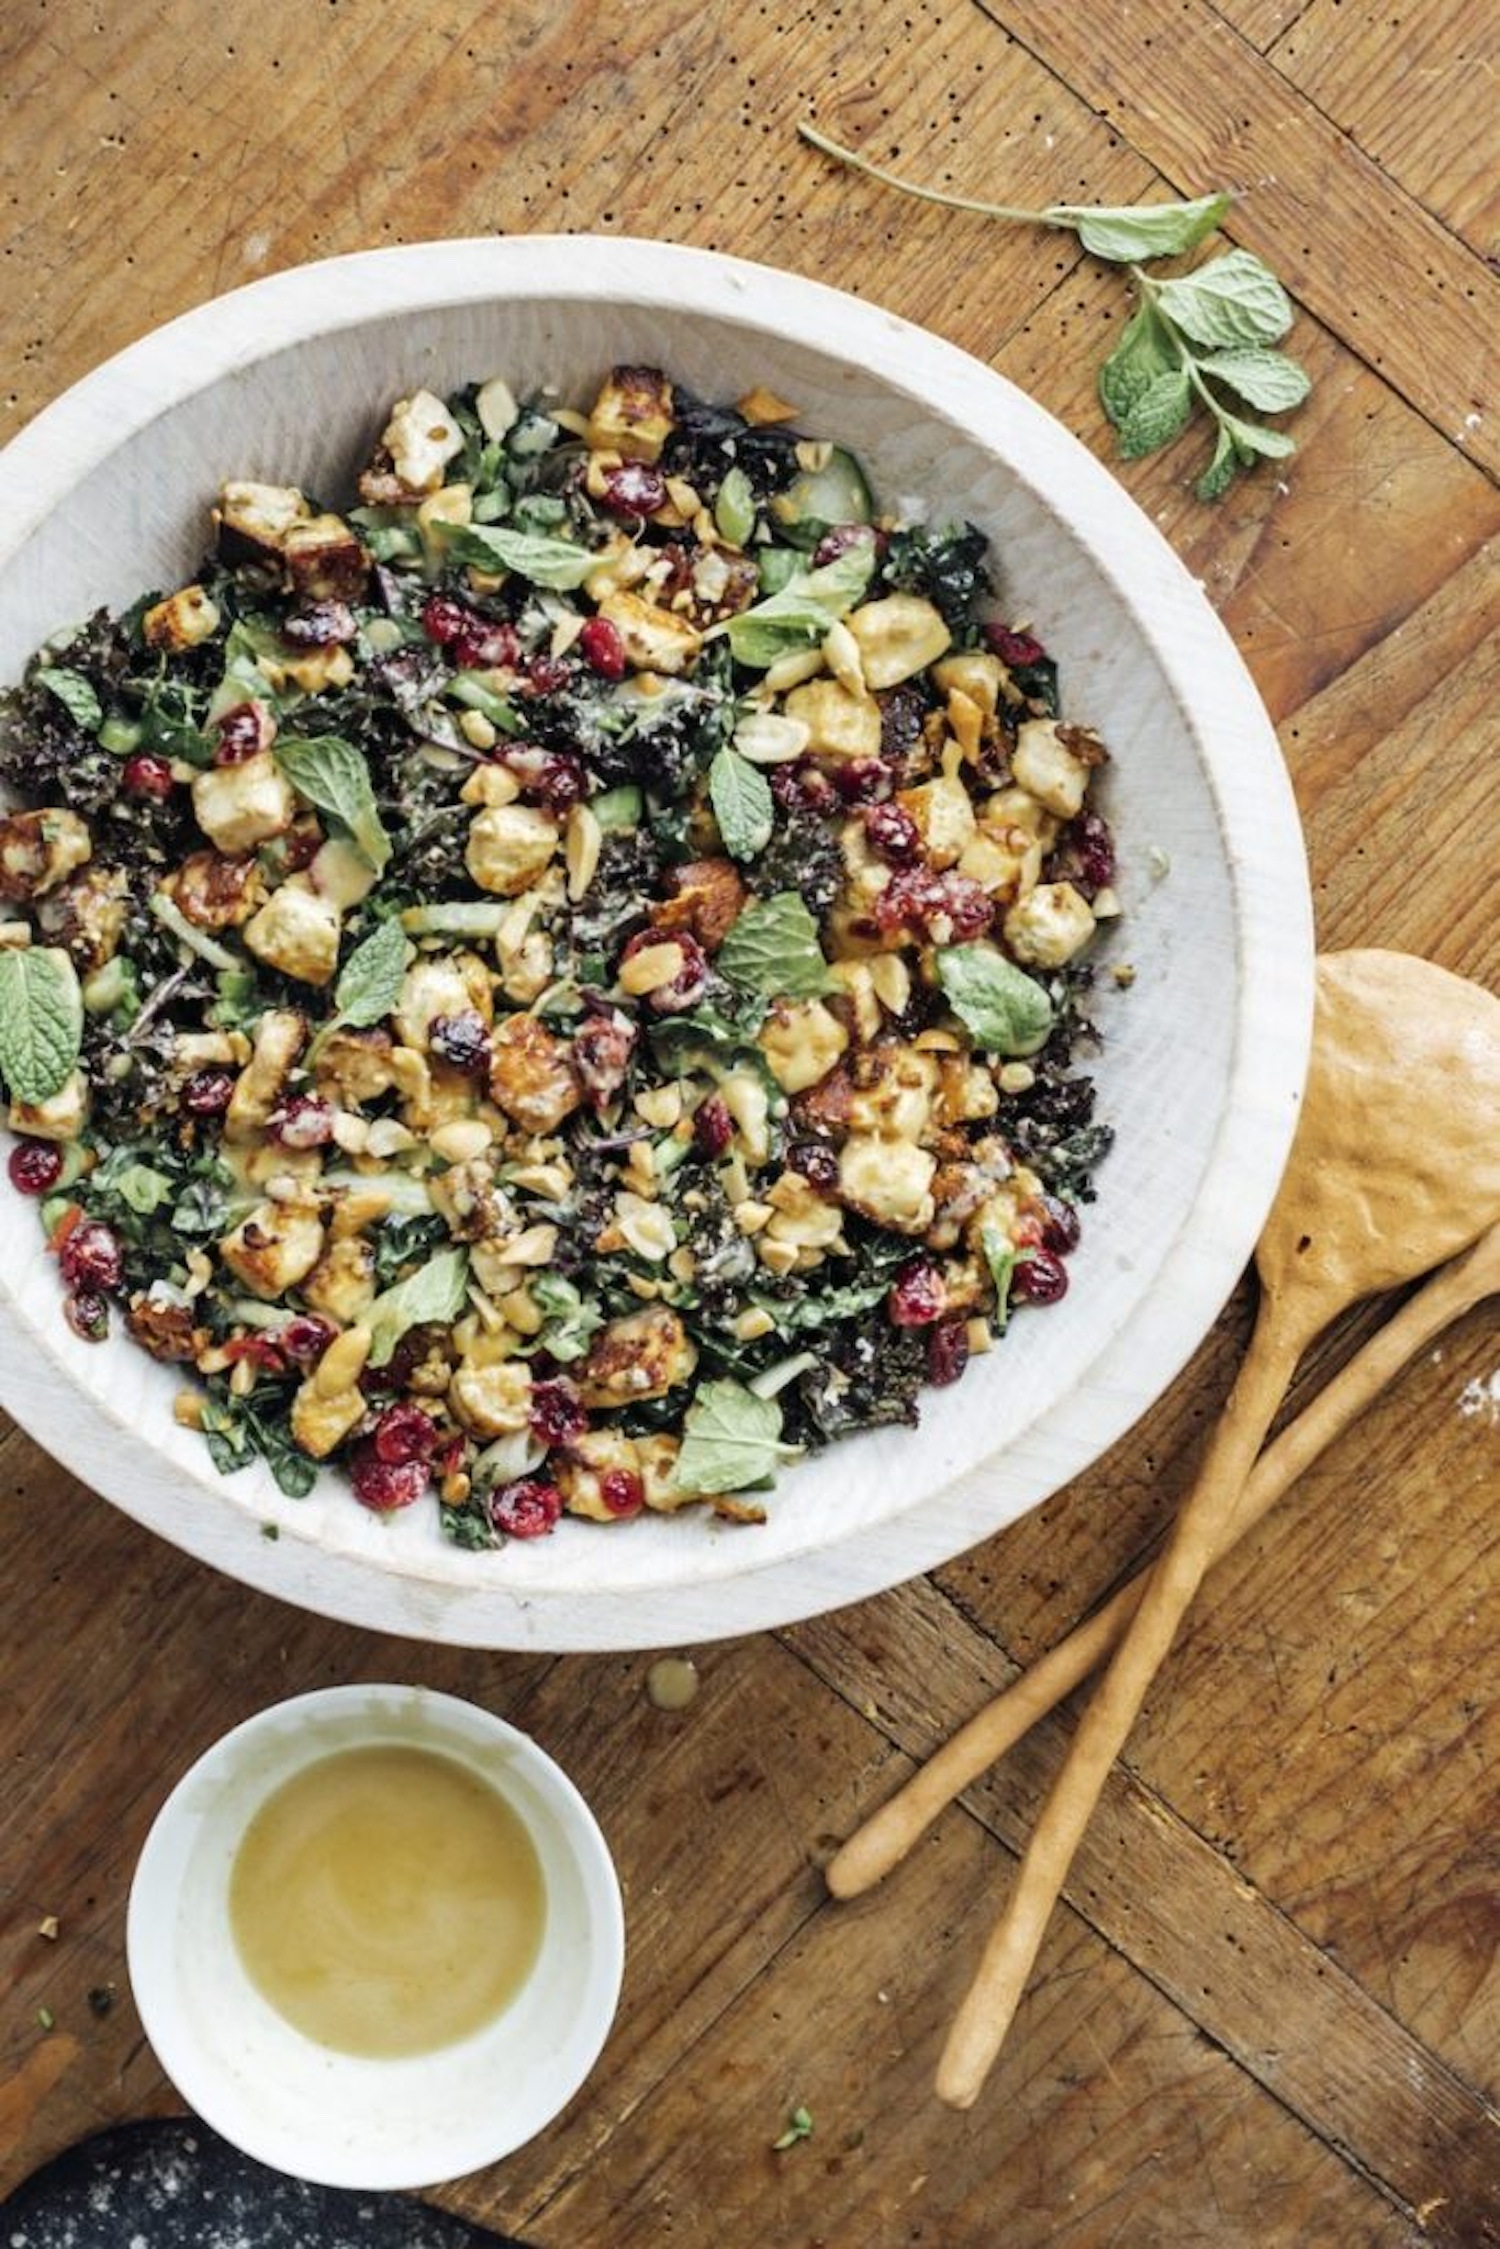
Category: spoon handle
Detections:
[
  {"x1": 826, "y1": 1224, "x2": 1500, "y2": 1903},
  {"x1": 934, "y1": 1308, "x2": 1308, "y2": 2109}
]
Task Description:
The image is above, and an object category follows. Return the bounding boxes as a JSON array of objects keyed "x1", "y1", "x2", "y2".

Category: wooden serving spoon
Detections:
[
  {"x1": 934, "y1": 949, "x2": 1500, "y2": 2109},
  {"x1": 828, "y1": 1215, "x2": 1500, "y2": 1900}
]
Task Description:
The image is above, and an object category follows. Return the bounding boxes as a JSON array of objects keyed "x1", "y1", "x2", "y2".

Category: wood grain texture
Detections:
[{"x1": 1, "y1": 0, "x2": 1497, "y2": 2242}]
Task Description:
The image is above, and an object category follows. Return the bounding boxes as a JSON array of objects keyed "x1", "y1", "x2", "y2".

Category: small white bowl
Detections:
[{"x1": 125, "y1": 1685, "x2": 624, "y2": 2190}]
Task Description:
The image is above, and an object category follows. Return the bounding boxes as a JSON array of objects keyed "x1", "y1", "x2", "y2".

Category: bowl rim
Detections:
[
  {"x1": 124, "y1": 1681, "x2": 625, "y2": 2188},
  {"x1": 0, "y1": 234, "x2": 1314, "y2": 1647}
]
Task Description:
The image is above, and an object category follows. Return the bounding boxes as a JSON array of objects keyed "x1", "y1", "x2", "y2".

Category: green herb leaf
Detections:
[
  {"x1": 1051, "y1": 192, "x2": 1230, "y2": 262},
  {"x1": 1222, "y1": 409, "x2": 1299, "y2": 464},
  {"x1": 0, "y1": 946, "x2": 84, "y2": 1104},
  {"x1": 708, "y1": 748, "x2": 775, "y2": 861},
  {"x1": 674, "y1": 1379, "x2": 787, "y2": 1496},
  {"x1": 935, "y1": 943, "x2": 1054, "y2": 1056},
  {"x1": 1098, "y1": 301, "x2": 1179, "y2": 426},
  {"x1": 102, "y1": 1159, "x2": 175, "y2": 1215},
  {"x1": 275, "y1": 734, "x2": 391, "y2": 872},
  {"x1": 334, "y1": 917, "x2": 411, "y2": 1029},
  {"x1": 979, "y1": 1222, "x2": 1026, "y2": 1334},
  {"x1": 771, "y1": 2104, "x2": 815, "y2": 2151},
  {"x1": 527, "y1": 1272, "x2": 604, "y2": 1364},
  {"x1": 716, "y1": 892, "x2": 837, "y2": 1001},
  {"x1": 724, "y1": 545, "x2": 875, "y2": 670},
  {"x1": 366, "y1": 1246, "x2": 471, "y2": 1368},
  {"x1": 1152, "y1": 249, "x2": 1293, "y2": 349},
  {"x1": 34, "y1": 666, "x2": 103, "y2": 732},
  {"x1": 1194, "y1": 347, "x2": 1312, "y2": 413},
  {"x1": 1115, "y1": 368, "x2": 1193, "y2": 459},
  {"x1": 446, "y1": 522, "x2": 599, "y2": 591}
]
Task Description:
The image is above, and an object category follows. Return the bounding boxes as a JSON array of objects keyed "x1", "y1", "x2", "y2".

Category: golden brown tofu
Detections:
[
  {"x1": 0, "y1": 808, "x2": 92, "y2": 903},
  {"x1": 578, "y1": 1305, "x2": 697, "y2": 1410},
  {"x1": 168, "y1": 850, "x2": 266, "y2": 931},
  {"x1": 586, "y1": 364, "x2": 675, "y2": 463},
  {"x1": 488, "y1": 1015, "x2": 580, "y2": 1134}
]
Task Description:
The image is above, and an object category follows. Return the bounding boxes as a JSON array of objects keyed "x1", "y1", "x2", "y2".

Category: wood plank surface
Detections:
[{"x1": 1, "y1": 1, "x2": 1497, "y2": 2244}]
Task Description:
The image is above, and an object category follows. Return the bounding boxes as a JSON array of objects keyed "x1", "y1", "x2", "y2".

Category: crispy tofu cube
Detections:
[
  {"x1": 845, "y1": 594, "x2": 950, "y2": 689},
  {"x1": 243, "y1": 876, "x2": 343, "y2": 986},
  {"x1": 466, "y1": 803, "x2": 559, "y2": 896},
  {"x1": 300, "y1": 1237, "x2": 377, "y2": 1323},
  {"x1": 488, "y1": 1015, "x2": 580, "y2": 1133},
  {"x1": 578, "y1": 1305, "x2": 697, "y2": 1409},
  {"x1": 215, "y1": 480, "x2": 310, "y2": 564},
  {"x1": 219, "y1": 1201, "x2": 326, "y2": 1298},
  {"x1": 192, "y1": 752, "x2": 295, "y2": 855},
  {"x1": 282, "y1": 513, "x2": 370, "y2": 602},
  {"x1": 225, "y1": 1009, "x2": 307, "y2": 1141},
  {"x1": 897, "y1": 773, "x2": 977, "y2": 871},
  {"x1": 931, "y1": 649, "x2": 1011, "y2": 716},
  {"x1": 636, "y1": 1433, "x2": 702, "y2": 1513},
  {"x1": 308, "y1": 835, "x2": 379, "y2": 912},
  {"x1": 312, "y1": 1026, "x2": 396, "y2": 1109},
  {"x1": 1002, "y1": 881, "x2": 1097, "y2": 969},
  {"x1": 556, "y1": 1426, "x2": 645, "y2": 1520},
  {"x1": 143, "y1": 584, "x2": 220, "y2": 652},
  {"x1": 274, "y1": 643, "x2": 356, "y2": 696},
  {"x1": 8, "y1": 1067, "x2": 89, "y2": 1144},
  {"x1": 379, "y1": 389, "x2": 465, "y2": 492},
  {"x1": 449, "y1": 1358, "x2": 532, "y2": 1438},
  {"x1": 847, "y1": 1045, "x2": 938, "y2": 1140},
  {"x1": 586, "y1": 364, "x2": 675, "y2": 463},
  {"x1": 167, "y1": 849, "x2": 265, "y2": 931},
  {"x1": 37, "y1": 863, "x2": 130, "y2": 972},
  {"x1": 290, "y1": 1379, "x2": 366, "y2": 1459},
  {"x1": 596, "y1": 589, "x2": 703, "y2": 675},
  {"x1": 758, "y1": 998, "x2": 849, "y2": 1095},
  {"x1": 935, "y1": 1055, "x2": 1001, "y2": 1126},
  {"x1": 0, "y1": 808, "x2": 92, "y2": 903},
  {"x1": 837, "y1": 1133, "x2": 936, "y2": 1234},
  {"x1": 764, "y1": 1170, "x2": 846, "y2": 1253},
  {"x1": 783, "y1": 677, "x2": 882, "y2": 761},
  {"x1": 394, "y1": 953, "x2": 494, "y2": 1052},
  {"x1": 1011, "y1": 719, "x2": 1091, "y2": 821}
]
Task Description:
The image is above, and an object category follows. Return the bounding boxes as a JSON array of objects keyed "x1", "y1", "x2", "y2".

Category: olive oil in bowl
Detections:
[{"x1": 229, "y1": 1743, "x2": 546, "y2": 2058}]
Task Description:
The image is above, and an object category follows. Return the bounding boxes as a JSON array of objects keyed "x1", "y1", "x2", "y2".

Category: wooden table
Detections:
[{"x1": 2, "y1": 2, "x2": 1496, "y2": 2241}]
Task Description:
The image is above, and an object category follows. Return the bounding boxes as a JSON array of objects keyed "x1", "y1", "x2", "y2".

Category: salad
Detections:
[{"x1": 0, "y1": 362, "x2": 1117, "y2": 1545}]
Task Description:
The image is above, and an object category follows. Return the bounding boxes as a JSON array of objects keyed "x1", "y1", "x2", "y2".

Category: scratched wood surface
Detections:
[{"x1": 1, "y1": 2, "x2": 1496, "y2": 2244}]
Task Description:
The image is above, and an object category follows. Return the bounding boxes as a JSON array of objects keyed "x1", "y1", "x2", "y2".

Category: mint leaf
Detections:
[
  {"x1": 0, "y1": 946, "x2": 84, "y2": 1104},
  {"x1": 708, "y1": 748, "x2": 775, "y2": 862},
  {"x1": 446, "y1": 522, "x2": 599, "y2": 591},
  {"x1": 1053, "y1": 192, "x2": 1230, "y2": 263},
  {"x1": 1116, "y1": 368, "x2": 1192, "y2": 459},
  {"x1": 724, "y1": 546, "x2": 875, "y2": 670},
  {"x1": 1153, "y1": 249, "x2": 1293, "y2": 349},
  {"x1": 334, "y1": 917, "x2": 411, "y2": 1028},
  {"x1": 34, "y1": 667, "x2": 103, "y2": 733},
  {"x1": 275, "y1": 734, "x2": 391, "y2": 872},
  {"x1": 366, "y1": 1247, "x2": 471, "y2": 1368},
  {"x1": 935, "y1": 943, "x2": 1054, "y2": 1056},
  {"x1": 1195, "y1": 347, "x2": 1311, "y2": 413},
  {"x1": 979, "y1": 1222, "x2": 1025, "y2": 1333},
  {"x1": 1098, "y1": 302, "x2": 1178, "y2": 426},
  {"x1": 1195, "y1": 425, "x2": 1241, "y2": 503},
  {"x1": 674, "y1": 1380, "x2": 787, "y2": 1496},
  {"x1": 717, "y1": 892, "x2": 837, "y2": 1001},
  {"x1": 1222, "y1": 409, "x2": 1298, "y2": 464}
]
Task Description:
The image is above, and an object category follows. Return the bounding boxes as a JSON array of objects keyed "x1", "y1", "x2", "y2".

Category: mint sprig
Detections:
[{"x1": 799, "y1": 123, "x2": 1310, "y2": 500}]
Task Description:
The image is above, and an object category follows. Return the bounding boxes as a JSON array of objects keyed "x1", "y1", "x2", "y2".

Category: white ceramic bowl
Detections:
[
  {"x1": 125, "y1": 1684, "x2": 624, "y2": 2189},
  {"x1": 0, "y1": 237, "x2": 1313, "y2": 1648}
]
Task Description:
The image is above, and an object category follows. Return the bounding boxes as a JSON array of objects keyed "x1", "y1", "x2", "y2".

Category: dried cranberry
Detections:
[
  {"x1": 122, "y1": 752, "x2": 175, "y2": 800},
  {"x1": 58, "y1": 1220, "x2": 123, "y2": 1294},
  {"x1": 769, "y1": 761, "x2": 835, "y2": 813},
  {"x1": 214, "y1": 702, "x2": 274, "y2": 765},
  {"x1": 182, "y1": 1069, "x2": 235, "y2": 1117},
  {"x1": 572, "y1": 1010, "x2": 638, "y2": 1109},
  {"x1": 282, "y1": 599, "x2": 357, "y2": 647},
  {"x1": 578, "y1": 614, "x2": 627, "y2": 679},
  {"x1": 267, "y1": 1095, "x2": 336, "y2": 1150},
  {"x1": 889, "y1": 1258, "x2": 946, "y2": 1328},
  {"x1": 224, "y1": 1331, "x2": 287, "y2": 1374},
  {"x1": 864, "y1": 802, "x2": 921, "y2": 863},
  {"x1": 874, "y1": 867, "x2": 992, "y2": 943},
  {"x1": 812, "y1": 523, "x2": 879, "y2": 568},
  {"x1": 692, "y1": 1093, "x2": 734, "y2": 1160},
  {"x1": 64, "y1": 1289, "x2": 109, "y2": 1343},
  {"x1": 599, "y1": 461, "x2": 667, "y2": 518},
  {"x1": 1038, "y1": 1196, "x2": 1081, "y2": 1255},
  {"x1": 600, "y1": 1468, "x2": 644, "y2": 1517},
  {"x1": 530, "y1": 1377, "x2": 587, "y2": 1448},
  {"x1": 1013, "y1": 1248, "x2": 1069, "y2": 1306},
  {"x1": 984, "y1": 623, "x2": 1047, "y2": 668},
  {"x1": 829, "y1": 757, "x2": 890, "y2": 805},
  {"x1": 503, "y1": 744, "x2": 585, "y2": 808},
  {"x1": 7, "y1": 1139, "x2": 63, "y2": 1195},
  {"x1": 349, "y1": 1443, "x2": 430, "y2": 1513},
  {"x1": 277, "y1": 1314, "x2": 336, "y2": 1367},
  {"x1": 927, "y1": 1318, "x2": 971, "y2": 1387},
  {"x1": 489, "y1": 1476, "x2": 563, "y2": 1539},
  {"x1": 522, "y1": 652, "x2": 571, "y2": 697},
  {"x1": 373, "y1": 1400, "x2": 437, "y2": 1466},
  {"x1": 1073, "y1": 810, "x2": 1116, "y2": 895},
  {"x1": 786, "y1": 1138, "x2": 839, "y2": 1194},
  {"x1": 456, "y1": 617, "x2": 522, "y2": 670},
  {"x1": 422, "y1": 593, "x2": 469, "y2": 645},
  {"x1": 619, "y1": 928, "x2": 708, "y2": 1015},
  {"x1": 429, "y1": 1011, "x2": 491, "y2": 1074}
]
